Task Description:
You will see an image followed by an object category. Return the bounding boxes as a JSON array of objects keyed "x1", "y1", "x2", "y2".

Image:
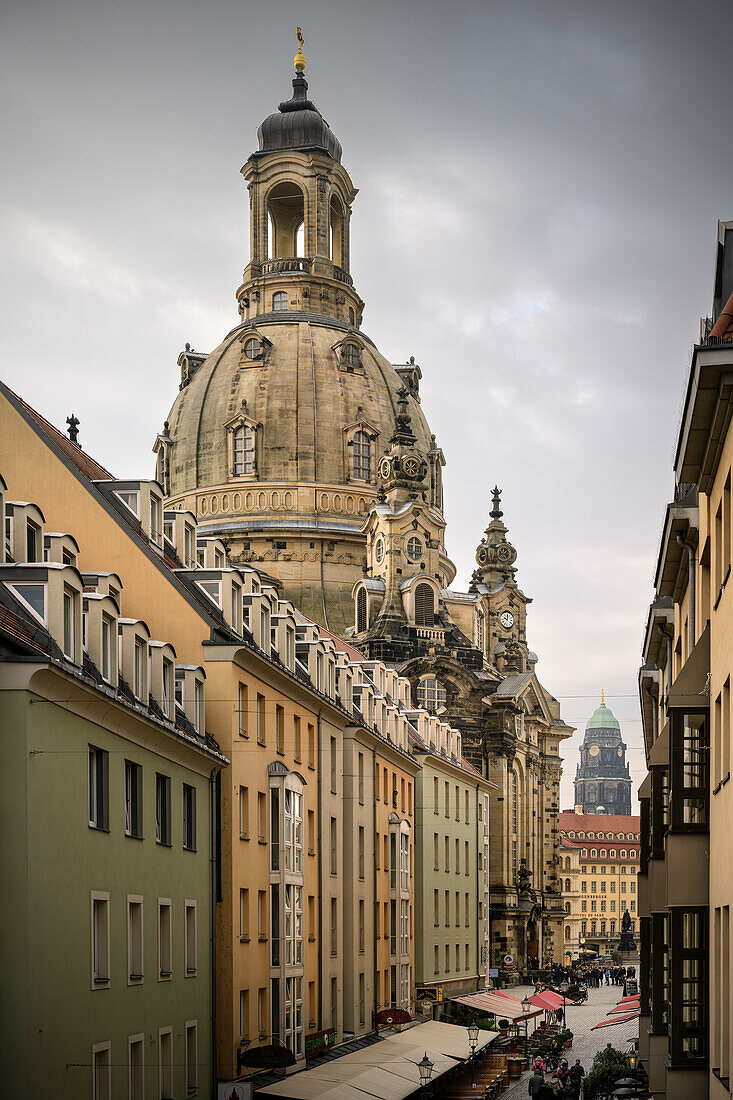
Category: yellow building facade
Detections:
[{"x1": 638, "y1": 221, "x2": 733, "y2": 1100}]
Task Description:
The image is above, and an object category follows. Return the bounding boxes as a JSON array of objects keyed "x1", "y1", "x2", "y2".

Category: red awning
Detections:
[
  {"x1": 452, "y1": 993, "x2": 543, "y2": 1022},
  {"x1": 591, "y1": 1011, "x2": 639, "y2": 1030},
  {"x1": 530, "y1": 992, "x2": 560, "y2": 1013},
  {"x1": 537, "y1": 990, "x2": 571, "y2": 1010}
]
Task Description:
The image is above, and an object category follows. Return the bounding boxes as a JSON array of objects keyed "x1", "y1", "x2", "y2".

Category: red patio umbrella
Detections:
[{"x1": 591, "y1": 1011, "x2": 639, "y2": 1030}]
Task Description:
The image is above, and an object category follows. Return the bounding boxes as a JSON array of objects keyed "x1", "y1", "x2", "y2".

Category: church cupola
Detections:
[
  {"x1": 376, "y1": 387, "x2": 429, "y2": 504},
  {"x1": 236, "y1": 30, "x2": 364, "y2": 328},
  {"x1": 475, "y1": 486, "x2": 518, "y2": 585}
]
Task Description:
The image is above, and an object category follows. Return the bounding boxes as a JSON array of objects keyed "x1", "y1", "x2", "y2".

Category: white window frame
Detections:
[
  {"x1": 185, "y1": 1020, "x2": 198, "y2": 1096},
  {"x1": 184, "y1": 900, "x2": 198, "y2": 976},
  {"x1": 128, "y1": 1033, "x2": 145, "y2": 1100},
  {"x1": 158, "y1": 898, "x2": 172, "y2": 981},
  {"x1": 127, "y1": 895, "x2": 144, "y2": 985},
  {"x1": 90, "y1": 891, "x2": 110, "y2": 990},
  {"x1": 158, "y1": 1027, "x2": 173, "y2": 1100},
  {"x1": 92, "y1": 1040, "x2": 112, "y2": 1100}
]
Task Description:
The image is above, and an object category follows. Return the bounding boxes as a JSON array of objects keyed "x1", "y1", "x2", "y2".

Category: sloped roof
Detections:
[
  {"x1": 4, "y1": 383, "x2": 115, "y2": 481},
  {"x1": 493, "y1": 671, "x2": 534, "y2": 698},
  {"x1": 559, "y1": 810, "x2": 640, "y2": 838}
]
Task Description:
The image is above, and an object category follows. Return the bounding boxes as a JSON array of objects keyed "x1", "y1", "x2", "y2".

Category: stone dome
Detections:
[
  {"x1": 166, "y1": 316, "x2": 433, "y2": 496},
  {"x1": 256, "y1": 73, "x2": 342, "y2": 162}
]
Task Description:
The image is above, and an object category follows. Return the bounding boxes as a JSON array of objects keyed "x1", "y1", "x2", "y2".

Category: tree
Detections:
[{"x1": 582, "y1": 1045, "x2": 629, "y2": 1100}]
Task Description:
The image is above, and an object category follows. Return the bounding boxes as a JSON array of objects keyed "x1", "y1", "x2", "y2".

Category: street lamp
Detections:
[
  {"x1": 467, "y1": 1022, "x2": 479, "y2": 1089},
  {"x1": 418, "y1": 1051, "x2": 434, "y2": 1096},
  {"x1": 521, "y1": 995, "x2": 531, "y2": 1067}
]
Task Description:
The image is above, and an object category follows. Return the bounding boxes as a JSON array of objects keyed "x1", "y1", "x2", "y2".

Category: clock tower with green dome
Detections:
[{"x1": 574, "y1": 693, "x2": 632, "y2": 815}]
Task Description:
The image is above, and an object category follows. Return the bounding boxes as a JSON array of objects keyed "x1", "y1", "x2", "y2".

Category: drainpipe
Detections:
[
  {"x1": 210, "y1": 766, "x2": 221, "y2": 1096},
  {"x1": 475, "y1": 782, "x2": 481, "y2": 991},
  {"x1": 373, "y1": 745, "x2": 379, "y2": 1032},
  {"x1": 317, "y1": 710, "x2": 324, "y2": 1035},
  {"x1": 660, "y1": 626, "x2": 674, "y2": 701},
  {"x1": 676, "y1": 531, "x2": 696, "y2": 654}
]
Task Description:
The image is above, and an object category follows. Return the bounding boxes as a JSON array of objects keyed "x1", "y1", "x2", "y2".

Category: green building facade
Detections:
[{"x1": 1, "y1": 638, "x2": 226, "y2": 1098}]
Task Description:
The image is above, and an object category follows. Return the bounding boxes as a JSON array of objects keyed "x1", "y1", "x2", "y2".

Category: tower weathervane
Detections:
[{"x1": 294, "y1": 27, "x2": 306, "y2": 72}]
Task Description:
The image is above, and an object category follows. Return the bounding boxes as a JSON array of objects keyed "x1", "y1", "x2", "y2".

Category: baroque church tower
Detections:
[
  {"x1": 158, "y1": 39, "x2": 574, "y2": 968},
  {"x1": 574, "y1": 696, "x2": 632, "y2": 816}
]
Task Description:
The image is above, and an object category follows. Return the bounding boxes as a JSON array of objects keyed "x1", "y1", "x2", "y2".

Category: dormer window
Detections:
[
  {"x1": 341, "y1": 343, "x2": 360, "y2": 369},
  {"x1": 11, "y1": 583, "x2": 46, "y2": 622},
  {"x1": 101, "y1": 614, "x2": 113, "y2": 682},
  {"x1": 352, "y1": 431, "x2": 371, "y2": 481},
  {"x1": 63, "y1": 586, "x2": 77, "y2": 660},
  {"x1": 162, "y1": 658, "x2": 173, "y2": 718},
  {"x1": 406, "y1": 536, "x2": 423, "y2": 562},
  {"x1": 26, "y1": 520, "x2": 40, "y2": 562},
  {"x1": 414, "y1": 582, "x2": 435, "y2": 626},
  {"x1": 116, "y1": 491, "x2": 139, "y2": 517},
  {"x1": 134, "y1": 639, "x2": 145, "y2": 700},
  {"x1": 272, "y1": 292, "x2": 288, "y2": 311},
  {"x1": 243, "y1": 337, "x2": 261, "y2": 359}
]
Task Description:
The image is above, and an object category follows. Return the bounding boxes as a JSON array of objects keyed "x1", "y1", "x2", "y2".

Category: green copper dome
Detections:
[{"x1": 586, "y1": 700, "x2": 620, "y2": 731}]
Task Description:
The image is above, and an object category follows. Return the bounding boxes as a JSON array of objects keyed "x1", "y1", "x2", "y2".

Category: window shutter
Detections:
[
  {"x1": 414, "y1": 583, "x2": 434, "y2": 626},
  {"x1": 356, "y1": 588, "x2": 367, "y2": 633}
]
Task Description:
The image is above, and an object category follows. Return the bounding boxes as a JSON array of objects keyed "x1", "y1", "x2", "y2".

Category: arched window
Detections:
[
  {"x1": 348, "y1": 307, "x2": 355, "y2": 326},
  {"x1": 267, "y1": 181, "x2": 305, "y2": 259},
  {"x1": 232, "y1": 424, "x2": 255, "y2": 476},
  {"x1": 620, "y1": 849, "x2": 627, "y2": 859},
  {"x1": 414, "y1": 582, "x2": 434, "y2": 626},
  {"x1": 565, "y1": 904, "x2": 571, "y2": 914},
  {"x1": 565, "y1": 926, "x2": 570, "y2": 940},
  {"x1": 375, "y1": 538, "x2": 384, "y2": 564},
  {"x1": 415, "y1": 676, "x2": 446, "y2": 715},
  {"x1": 244, "y1": 338, "x2": 260, "y2": 359},
  {"x1": 565, "y1": 878, "x2": 571, "y2": 892},
  {"x1": 600, "y1": 849, "x2": 606, "y2": 858},
  {"x1": 356, "y1": 588, "x2": 367, "y2": 634},
  {"x1": 352, "y1": 431, "x2": 371, "y2": 481},
  {"x1": 476, "y1": 609, "x2": 484, "y2": 651},
  {"x1": 342, "y1": 343, "x2": 360, "y2": 369},
  {"x1": 590, "y1": 849, "x2": 597, "y2": 858},
  {"x1": 329, "y1": 194, "x2": 344, "y2": 266},
  {"x1": 272, "y1": 292, "x2": 288, "y2": 311}
]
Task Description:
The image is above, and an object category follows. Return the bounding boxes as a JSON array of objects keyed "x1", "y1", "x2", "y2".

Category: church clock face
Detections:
[
  {"x1": 402, "y1": 455, "x2": 420, "y2": 478},
  {"x1": 378, "y1": 457, "x2": 392, "y2": 481},
  {"x1": 617, "y1": 746, "x2": 623, "y2": 757},
  {"x1": 476, "y1": 546, "x2": 488, "y2": 566},
  {"x1": 589, "y1": 743, "x2": 600, "y2": 757},
  {"x1": 499, "y1": 610, "x2": 515, "y2": 630}
]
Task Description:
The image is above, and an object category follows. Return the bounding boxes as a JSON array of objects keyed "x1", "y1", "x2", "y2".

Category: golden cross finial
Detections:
[
  {"x1": 294, "y1": 27, "x2": 306, "y2": 72},
  {"x1": 601, "y1": 689, "x2": 605, "y2": 705}
]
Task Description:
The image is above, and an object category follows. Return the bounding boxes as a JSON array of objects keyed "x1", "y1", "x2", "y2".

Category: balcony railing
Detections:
[
  {"x1": 257, "y1": 257, "x2": 354, "y2": 286},
  {"x1": 260, "y1": 258, "x2": 310, "y2": 275},
  {"x1": 415, "y1": 627, "x2": 446, "y2": 643}
]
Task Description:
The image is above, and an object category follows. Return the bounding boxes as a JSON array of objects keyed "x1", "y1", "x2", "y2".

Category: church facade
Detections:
[
  {"x1": 160, "y1": 47, "x2": 573, "y2": 968},
  {"x1": 573, "y1": 697, "x2": 632, "y2": 816}
]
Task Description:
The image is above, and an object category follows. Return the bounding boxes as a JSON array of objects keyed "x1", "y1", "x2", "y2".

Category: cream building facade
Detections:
[
  {"x1": 559, "y1": 811, "x2": 639, "y2": 961},
  {"x1": 638, "y1": 221, "x2": 733, "y2": 1100}
]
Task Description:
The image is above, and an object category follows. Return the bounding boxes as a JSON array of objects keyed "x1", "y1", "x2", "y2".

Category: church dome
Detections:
[
  {"x1": 586, "y1": 700, "x2": 620, "y2": 732},
  {"x1": 166, "y1": 317, "x2": 433, "y2": 495},
  {"x1": 256, "y1": 73, "x2": 342, "y2": 162}
]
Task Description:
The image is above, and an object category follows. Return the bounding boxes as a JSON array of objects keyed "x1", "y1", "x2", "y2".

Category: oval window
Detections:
[
  {"x1": 244, "y1": 338, "x2": 260, "y2": 359},
  {"x1": 375, "y1": 538, "x2": 384, "y2": 564},
  {"x1": 406, "y1": 536, "x2": 423, "y2": 562}
]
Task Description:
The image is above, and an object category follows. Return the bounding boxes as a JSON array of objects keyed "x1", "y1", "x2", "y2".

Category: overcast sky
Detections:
[{"x1": 2, "y1": 0, "x2": 731, "y2": 808}]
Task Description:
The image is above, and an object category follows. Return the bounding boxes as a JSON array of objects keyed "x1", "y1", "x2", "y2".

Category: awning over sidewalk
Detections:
[
  {"x1": 453, "y1": 992, "x2": 543, "y2": 1021},
  {"x1": 591, "y1": 1011, "x2": 639, "y2": 1030},
  {"x1": 257, "y1": 1021, "x2": 496, "y2": 1099},
  {"x1": 530, "y1": 992, "x2": 561, "y2": 1013}
]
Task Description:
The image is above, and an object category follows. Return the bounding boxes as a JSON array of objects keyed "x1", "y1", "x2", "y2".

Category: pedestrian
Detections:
[
  {"x1": 532, "y1": 1057, "x2": 545, "y2": 1074},
  {"x1": 528, "y1": 1068, "x2": 546, "y2": 1097},
  {"x1": 569, "y1": 1058, "x2": 585, "y2": 1098}
]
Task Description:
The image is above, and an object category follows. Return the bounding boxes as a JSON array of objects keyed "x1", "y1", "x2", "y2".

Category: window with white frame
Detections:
[
  {"x1": 124, "y1": 761, "x2": 143, "y2": 838},
  {"x1": 162, "y1": 658, "x2": 173, "y2": 717},
  {"x1": 92, "y1": 1041, "x2": 111, "y2": 1100},
  {"x1": 127, "y1": 897, "x2": 144, "y2": 982},
  {"x1": 185, "y1": 1021, "x2": 198, "y2": 1096},
  {"x1": 272, "y1": 291, "x2": 288, "y2": 311},
  {"x1": 352, "y1": 431, "x2": 371, "y2": 481},
  {"x1": 91, "y1": 892, "x2": 110, "y2": 988},
  {"x1": 158, "y1": 1028, "x2": 173, "y2": 1100},
  {"x1": 133, "y1": 639, "x2": 145, "y2": 700},
  {"x1": 183, "y1": 784, "x2": 196, "y2": 850},
  {"x1": 128, "y1": 1035, "x2": 144, "y2": 1100},
  {"x1": 63, "y1": 585, "x2": 76, "y2": 659},
  {"x1": 232, "y1": 424, "x2": 256, "y2": 476},
  {"x1": 185, "y1": 901, "x2": 197, "y2": 975},
  {"x1": 158, "y1": 899, "x2": 172, "y2": 979},
  {"x1": 89, "y1": 746, "x2": 109, "y2": 830},
  {"x1": 415, "y1": 676, "x2": 446, "y2": 714}
]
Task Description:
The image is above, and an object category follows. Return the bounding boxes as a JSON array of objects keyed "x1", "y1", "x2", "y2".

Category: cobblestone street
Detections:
[{"x1": 498, "y1": 981, "x2": 638, "y2": 1098}]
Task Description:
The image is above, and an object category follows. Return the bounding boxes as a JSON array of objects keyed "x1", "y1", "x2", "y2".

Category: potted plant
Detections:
[{"x1": 498, "y1": 1018, "x2": 510, "y2": 1036}]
